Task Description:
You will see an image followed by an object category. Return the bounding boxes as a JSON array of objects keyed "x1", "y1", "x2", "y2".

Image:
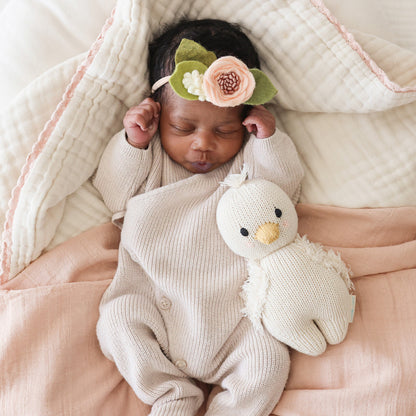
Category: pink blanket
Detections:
[
  {"x1": 1, "y1": 204, "x2": 415, "y2": 415},
  {"x1": 274, "y1": 205, "x2": 416, "y2": 416}
]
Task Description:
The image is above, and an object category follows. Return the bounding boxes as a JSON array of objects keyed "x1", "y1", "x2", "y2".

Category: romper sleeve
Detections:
[
  {"x1": 243, "y1": 128, "x2": 304, "y2": 204},
  {"x1": 92, "y1": 130, "x2": 153, "y2": 219},
  {"x1": 96, "y1": 244, "x2": 204, "y2": 414}
]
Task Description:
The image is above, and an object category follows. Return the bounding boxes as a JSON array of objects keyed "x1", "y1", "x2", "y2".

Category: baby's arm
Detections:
[
  {"x1": 93, "y1": 98, "x2": 161, "y2": 219},
  {"x1": 97, "y1": 245, "x2": 204, "y2": 413},
  {"x1": 243, "y1": 106, "x2": 304, "y2": 203}
]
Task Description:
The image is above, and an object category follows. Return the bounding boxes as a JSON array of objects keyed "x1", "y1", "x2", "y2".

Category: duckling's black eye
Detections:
[
  {"x1": 275, "y1": 208, "x2": 282, "y2": 218},
  {"x1": 240, "y1": 228, "x2": 249, "y2": 237}
]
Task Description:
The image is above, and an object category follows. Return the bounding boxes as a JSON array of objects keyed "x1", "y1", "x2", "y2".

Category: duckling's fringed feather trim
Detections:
[
  {"x1": 220, "y1": 164, "x2": 249, "y2": 189},
  {"x1": 241, "y1": 259, "x2": 269, "y2": 333},
  {"x1": 293, "y1": 234, "x2": 354, "y2": 292}
]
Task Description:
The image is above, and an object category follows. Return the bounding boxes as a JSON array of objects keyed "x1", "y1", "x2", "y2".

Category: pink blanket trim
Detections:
[{"x1": 310, "y1": 0, "x2": 416, "y2": 93}]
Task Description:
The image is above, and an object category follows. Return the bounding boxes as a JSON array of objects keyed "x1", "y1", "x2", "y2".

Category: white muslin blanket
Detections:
[{"x1": 0, "y1": 0, "x2": 415, "y2": 282}]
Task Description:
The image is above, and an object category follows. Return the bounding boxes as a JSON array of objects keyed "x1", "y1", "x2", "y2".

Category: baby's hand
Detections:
[
  {"x1": 242, "y1": 105, "x2": 276, "y2": 139},
  {"x1": 123, "y1": 98, "x2": 161, "y2": 148}
]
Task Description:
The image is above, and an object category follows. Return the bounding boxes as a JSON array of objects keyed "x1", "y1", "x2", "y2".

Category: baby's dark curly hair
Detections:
[{"x1": 148, "y1": 18, "x2": 260, "y2": 103}]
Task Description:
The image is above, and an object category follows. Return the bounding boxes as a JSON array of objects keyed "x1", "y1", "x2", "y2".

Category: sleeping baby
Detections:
[{"x1": 93, "y1": 18, "x2": 304, "y2": 415}]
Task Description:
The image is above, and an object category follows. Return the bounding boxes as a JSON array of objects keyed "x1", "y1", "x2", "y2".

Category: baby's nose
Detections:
[{"x1": 191, "y1": 131, "x2": 215, "y2": 151}]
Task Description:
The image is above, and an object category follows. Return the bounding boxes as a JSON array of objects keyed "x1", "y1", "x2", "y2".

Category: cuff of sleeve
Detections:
[
  {"x1": 250, "y1": 129, "x2": 282, "y2": 152},
  {"x1": 118, "y1": 130, "x2": 152, "y2": 160}
]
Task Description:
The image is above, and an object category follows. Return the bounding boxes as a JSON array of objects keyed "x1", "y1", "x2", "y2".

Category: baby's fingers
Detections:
[
  {"x1": 133, "y1": 112, "x2": 158, "y2": 132},
  {"x1": 242, "y1": 122, "x2": 258, "y2": 136},
  {"x1": 129, "y1": 99, "x2": 160, "y2": 119},
  {"x1": 124, "y1": 108, "x2": 159, "y2": 132},
  {"x1": 242, "y1": 106, "x2": 275, "y2": 139}
]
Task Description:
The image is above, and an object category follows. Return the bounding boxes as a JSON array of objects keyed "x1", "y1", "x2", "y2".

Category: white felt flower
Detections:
[{"x1": 182, "y1": 70, "x2": 206, "y2": 101}]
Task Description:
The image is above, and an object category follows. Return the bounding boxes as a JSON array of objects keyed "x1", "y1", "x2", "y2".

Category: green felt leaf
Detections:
[
  {"x1": 245, "y1": 69, "x2": 277, "y2": 105},
  {"x1": 169, "y1": 61, "x2": 208, "y2": 100},
  {"x1": 175, "y1": 39, "x2": 217, "y2": 67}
]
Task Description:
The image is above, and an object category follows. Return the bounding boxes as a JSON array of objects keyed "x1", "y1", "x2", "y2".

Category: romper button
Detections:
[
  {"x1": 175, "y1": 359, "x2": 187, "y2": 370},
  {"x1": 159, "y1": 297, "x2": 172, "y2": 310}
]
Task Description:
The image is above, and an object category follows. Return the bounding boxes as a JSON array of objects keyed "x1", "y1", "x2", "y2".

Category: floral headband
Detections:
[{"x1": 151, "y1": 39, "x2": 277, "y2": 107}]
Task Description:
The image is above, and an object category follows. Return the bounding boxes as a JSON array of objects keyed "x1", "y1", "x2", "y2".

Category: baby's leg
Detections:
[
  {"x1": 205, "y1": 319, "x2": 290, "y2": 416},
  {"x1": 98, "y1": 247, "x2": 204, "y2": 415}
]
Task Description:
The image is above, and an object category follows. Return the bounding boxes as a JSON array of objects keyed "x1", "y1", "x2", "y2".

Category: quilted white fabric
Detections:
[
  {"x1": 325, "y1": 0, "x2": 416, "y2": 53},
  {"x1": 1, "y1": 0, "x2": 416, "y2": 282}
]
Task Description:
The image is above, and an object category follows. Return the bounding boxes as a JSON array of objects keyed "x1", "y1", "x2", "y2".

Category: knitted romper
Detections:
[{"x1": 93, "y1": 129, "x2": 304, "y2": 415}]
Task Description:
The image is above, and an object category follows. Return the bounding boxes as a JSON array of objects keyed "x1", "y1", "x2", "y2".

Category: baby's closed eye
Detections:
[
  {"x1": 216, "y1": 128, "x2": 241, "y2": 136},
  {"x1": 170, "y1": 124, "x2": 194, "y2": 134}
]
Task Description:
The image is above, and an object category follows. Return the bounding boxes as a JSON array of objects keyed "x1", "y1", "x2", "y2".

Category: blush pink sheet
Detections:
[
  {"x1": 1, "y1": 205, "x2": 415, "y2": 415},
  {"x1": 272, "y1": 204, "x2": 416, "y2": 416},
  {"x1": 0, "y1": 223, "x2": 151, "y2": 415}
]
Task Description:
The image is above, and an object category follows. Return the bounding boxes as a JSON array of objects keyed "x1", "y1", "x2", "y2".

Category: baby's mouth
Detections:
[{"x1": 190, "y1": 161, "x2": 213, "y2": 172}]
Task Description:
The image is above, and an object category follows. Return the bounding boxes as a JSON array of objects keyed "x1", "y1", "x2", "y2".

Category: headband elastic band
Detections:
[{"x1": 151, "y1": 76, "x2": 171, "y2": 93}]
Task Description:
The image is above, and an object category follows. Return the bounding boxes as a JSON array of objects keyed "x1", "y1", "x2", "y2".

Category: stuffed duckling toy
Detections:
[{"x1": 216, "y1": 166, "x2": 355, "y2": 356}]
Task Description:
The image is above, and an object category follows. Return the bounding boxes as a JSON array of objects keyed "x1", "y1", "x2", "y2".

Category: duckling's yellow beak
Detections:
[{"x1": 254, "y1": 222, "x2": 280, "y2": 245}]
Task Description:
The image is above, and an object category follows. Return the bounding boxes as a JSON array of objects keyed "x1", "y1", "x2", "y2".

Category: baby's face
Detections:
[{"x1": 159, "y1": 89, "x2": 245, "y2": 173}]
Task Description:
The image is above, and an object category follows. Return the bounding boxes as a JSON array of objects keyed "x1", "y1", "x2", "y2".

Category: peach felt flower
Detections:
[{"x1": 203, "y1": 56, "x2": 256, "y2": 107}]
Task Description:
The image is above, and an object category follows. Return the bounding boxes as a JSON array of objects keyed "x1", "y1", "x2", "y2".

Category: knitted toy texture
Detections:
[{"x1": 216, "y1": 169, "x2": 355, "y2": 356}]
